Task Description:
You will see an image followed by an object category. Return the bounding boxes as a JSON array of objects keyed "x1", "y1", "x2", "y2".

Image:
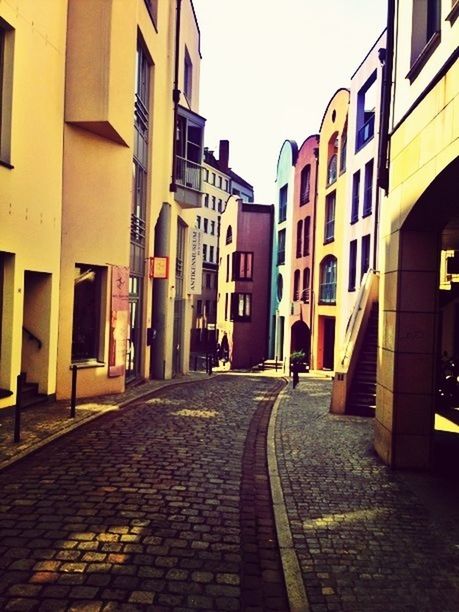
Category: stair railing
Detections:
[
  {"x1": 22, "y1": 326, "x2": 42, "y2": 350},
  {"x1": 340, "y1": 269, "x2": 377, "y2": 368}
]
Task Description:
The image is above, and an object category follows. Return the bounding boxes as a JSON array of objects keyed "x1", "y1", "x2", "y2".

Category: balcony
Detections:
[{"x1": 174, "y1": 105, "x2": 206, "y2": 208}]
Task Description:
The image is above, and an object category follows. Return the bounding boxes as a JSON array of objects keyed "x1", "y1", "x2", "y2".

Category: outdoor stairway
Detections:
[
  {"x1": 346, "y1": 303, "x2": 378, "y2": 417},
  {"x1": 21, "y1": 374, "x2": 48, "y2": 408},
  {"x1": 254, "y1": 358, "x2": 285, "y2": 372}
]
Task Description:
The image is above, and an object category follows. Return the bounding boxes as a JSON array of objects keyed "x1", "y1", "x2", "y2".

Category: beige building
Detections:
[
  {"x1": 0, "y1": 0, "x2": 205, "y2": 408},
  {"x1": 0, "y1": 2, "x2": 67, "y2": 409},
  {"x1": 375, "y1": 0, "x2": 459, "y2": 468}
]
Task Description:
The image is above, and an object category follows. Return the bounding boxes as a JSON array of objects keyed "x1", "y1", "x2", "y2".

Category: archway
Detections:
[
  {"x1": 375, "y1": 156, "x2": 459, "y2": 469},
  {"x1": 291, "y1": 320, "x2": 310, "y2": 359}
]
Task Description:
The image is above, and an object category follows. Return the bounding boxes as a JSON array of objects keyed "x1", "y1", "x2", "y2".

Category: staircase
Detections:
[
  {"x1": 21, "y1": 374, "x2": 48, "y2": 408},
  {"x1": 346, "y1": 303, "x2": 378, "y2": 416},
  {"x1": 254, "y1": 358, "x2": 285, "y2": 372}
]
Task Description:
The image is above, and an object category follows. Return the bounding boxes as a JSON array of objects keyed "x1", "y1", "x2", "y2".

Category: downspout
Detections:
[
  {"x1": 266, "y1": 205, "x2": 275, "y2": 362},
  {"x1": 170, "y1": 0, "x2": 182, "y2": 192},
  {"x1": 309, "y1": 145, "x2": 320, "y2": 368}
]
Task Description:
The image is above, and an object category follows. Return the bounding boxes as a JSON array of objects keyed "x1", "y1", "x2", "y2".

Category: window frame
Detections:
[
  {"x1": 72, "y1": 264, "x2": 105, "y2": 363},
  {"x1": 232, "y1": 251, "x2": 254, "y2": 281},
  {"x1": 319, "y1": 257, "x2": 337, "y2": 305},
  {"x1": 231, "y1": 292, "x2": 252, "y2": 322},
  {"x1": 300, "y1": 165, "x2": 311, "y2": 205},
  {"x1": 324, "y1": 192, "x2": 336, "y2": 244}
]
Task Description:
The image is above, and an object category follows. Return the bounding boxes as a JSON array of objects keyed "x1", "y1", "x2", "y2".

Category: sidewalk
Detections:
[
  {"x1": 274, "y1": 375, "x2": 459, "y2": 611},
  {"x1": 0, "y1": 372, "x2": 209, "y2": 471}
]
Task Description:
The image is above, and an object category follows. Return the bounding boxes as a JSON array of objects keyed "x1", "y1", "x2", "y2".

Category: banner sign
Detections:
[
  {"x1": 109, "y1": 265, "x2": 129, "y2": 378},
  {"x1": 189, "y1": 228, "x2": 203, "y2": 294}
]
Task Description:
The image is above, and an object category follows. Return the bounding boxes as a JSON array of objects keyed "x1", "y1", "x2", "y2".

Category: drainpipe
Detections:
[
  {"x1": 309, "y1": 144, "x2": 320, "y2": 368},
  {"x1": 170, "y1": 0, "x2": 182, "y2": 192}
]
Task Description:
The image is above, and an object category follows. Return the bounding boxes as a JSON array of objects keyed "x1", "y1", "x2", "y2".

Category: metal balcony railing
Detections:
[{"x1": 175, "y1": 156, "x2": 202, "y2": 192}]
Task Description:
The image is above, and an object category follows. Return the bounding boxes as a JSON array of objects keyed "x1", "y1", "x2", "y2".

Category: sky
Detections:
[{"x1": 192, "y1": 0, "x2": 387, "y2": 203}]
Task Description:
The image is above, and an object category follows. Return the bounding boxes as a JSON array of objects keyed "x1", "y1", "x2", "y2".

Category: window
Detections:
[
  {"x1": 0, "y1": 20, "x2": 13, "y2": 166},
  {"x1": 196, "y1": 215, "x2": 201, "y2": 229},
  {"x1": 226, "y1": 226, "x2": 233, "y2": 244},
  {"x1": 218, "y1": 176, "x2": 222, "y2": 188},
  {"x1": 218, "y1": 199, "x2": 223, "y2": 212},
  {"x1": 209, "y1": 246, "x2": 214, "y2": 263},
  {"x1": 296, "y1": 220, "x2": 303, "y2": 258},
  {"x1": 205, "y1": 300, "x2": 210, "y2": 316},
  {"x1": 363, "y1": 159, "x2": 373, "y2": 216},
  {"x1": 143, "y1": 0, "x2": 158, "y2": 27},
  {"x1": 175, "y1": 108, "x2": 204, "y2": 191},
  {"x1": 205, "y1": 273, "x2": 211, "y2": 289},
  {"x1": 319, "y1": 257, "x2": 337, "y2": 304},
  {"x1": 351, "y1": 171, "x2": 360, "y2": 223},
  {"x1": 203, "y1": 244, "x2": 207, "y2": 261},
  {"x1": 233, "y1": 252, "x2": 253, "y2": 280},
  {"x1": 293, "y1": 269, "x2": 300, "y2": 301},
  {"x1": 278, "y1": 229, "x2": 286, "y2": 265},
  {"x1": 303, "y1": 217, "x2": 311, "y2": 256},
  {"x1": 203, "y1": 218, "x2": 208, "y2": 233},
  {"x1": 361, "y1": 234, "x2": 371, "y2": 279},
  {"x1": 356, "y1": 72, "x2": 376, "y2": 150},
  {"x1": 348, "y1": 240, "x2": 357, "y2": 291},
  {"x1": 226, "y1": 254, "x2": 230, "y2": 282},
  {"x1": 197, "y1": 299, "x2": 202, "y2": 315},
  {"x1": 277, "y1": 274, "x2": 283, "y2": 301},
  {"x1": 203, "y1": 168, "x2": 209, "y2": 182},
  {"x1": 324, "y1": 192, "x2": 336, "y2": 243},
  {"x1": 212, "y1": 173, "x2": 216, "y2": 185},
  {"x1": 225, "y1": 294, "x2": 228, "y2": 320},
  {"x1": 210, "y1": 220, "x2": 215, "y2": 235},
  {"x1": 211, "y1": 196, "x2": 216, "y2": 210},
  {"x1": 279, "y1": 185, "x2": 288, "y2": 222},
  {"x1": 300, "y1": 165, "x2": 311, "y2": 204},
  {"x1": 204, "y1": 194, "x2": 209, "y2": 207},
  {"x1": 327, "y1": 155, "x2": 337, "y2": 186},
  {"x1": 72, "y1": 265, "x2": 103, "y2": 361},
  {"x1": 302, "y1": 268, "x2": 310, "y2": 303},
  {"x1": 184, "y1": 47, "x2": 193, "y2": 102},
  {"x1": 231, "y1": 293, "x2": 252, "y2": 321},
  {"x1": 410, "y1": 0, "x2": 441, "y2": 69},
  {"x1": 225, "y1": 179, "x2": 229, "y2": 191},
  {"x1": 340, "y1": 128, "x2": 347, "y2": 173}
]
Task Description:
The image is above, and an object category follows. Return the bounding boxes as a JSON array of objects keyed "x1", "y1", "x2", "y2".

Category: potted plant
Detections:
[{"x1": 289, "y1": 350, "x2": 309, "y2": 374}]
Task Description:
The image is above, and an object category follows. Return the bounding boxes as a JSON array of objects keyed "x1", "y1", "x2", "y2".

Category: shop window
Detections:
[{"x1": 72, "y1": 265, "x2": 104, "y2": 361}]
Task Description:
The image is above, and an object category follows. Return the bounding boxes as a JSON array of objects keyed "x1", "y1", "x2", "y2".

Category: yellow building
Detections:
[
  {"x1": 375, "y1": 0, "x2": 459, "y2": 468},
  {"x1": 312, "y1": 89, "x2": 349, "y2": 371},
  {"x1": 0, "y1": 0, "x2": 205, "y2": 407},
  {"x1": 0, "y1": 2, "x2": 67, "y2": 408}
]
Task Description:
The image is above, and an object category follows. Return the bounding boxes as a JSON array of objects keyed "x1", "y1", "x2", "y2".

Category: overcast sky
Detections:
[{"x1": 192, "y1": 0, "x2": 387, "y2": 203}]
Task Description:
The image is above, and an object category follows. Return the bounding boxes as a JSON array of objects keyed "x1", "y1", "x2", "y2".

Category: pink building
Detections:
[
  {"x1": 290, "y1": 135, "x2": 319, "y2": 363},
  {"x1": 217, "y1": 196, "x2": 273, "y2": 369}
]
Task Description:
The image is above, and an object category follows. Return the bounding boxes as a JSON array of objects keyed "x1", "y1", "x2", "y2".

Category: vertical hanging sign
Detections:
[
  {"x1": 189, "y1": 228, "x2": 203, "y2": 294},
  {"x1": 109, "y1": 265, "x2": 129, "y2": 378}
]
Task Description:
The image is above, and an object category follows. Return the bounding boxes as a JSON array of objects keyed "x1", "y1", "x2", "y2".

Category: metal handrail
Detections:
[
  {"x1": 22, "y1": 326, "x2": 42, "y2": 350},
  {"x1": 341, "y1": 268, "x2": 375, "y2": 366}
]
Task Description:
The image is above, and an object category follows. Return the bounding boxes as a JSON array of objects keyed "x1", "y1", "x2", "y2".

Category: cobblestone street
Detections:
[
  {"x1": 2, "y1": 373, "x2": 459, "y2": 611},
  {"x1": 277, "y1": 377, "x2": 459, "y2": 611},
  {"x1": 0, "y1": 375, "x2": 288, "y2": 611}
]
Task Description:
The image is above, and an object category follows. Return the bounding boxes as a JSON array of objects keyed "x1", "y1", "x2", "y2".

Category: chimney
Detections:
[{"x1": 219, "y1": 140, "x2": 229, "y2": 173}]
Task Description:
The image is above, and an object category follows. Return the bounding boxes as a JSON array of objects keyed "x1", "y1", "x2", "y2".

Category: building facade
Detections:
[
  {"x1": 290, "y1": 135, "x2": 319, "y2": 363},
  {"x1": 375, "y1": 0, "x2": 459, "y2": 468},
  {"x1": 312, "y1": 90, "x2": 349, "y2": 371},
  {"x1": 0, "y1": 0, "x2": 206, "y2": 408},
  {"x1": 217, "y1": 197, "x2": 273, "y2": 369},
  {"x1": 269, "y1": 140, "x2": 298, "y2": 365}
]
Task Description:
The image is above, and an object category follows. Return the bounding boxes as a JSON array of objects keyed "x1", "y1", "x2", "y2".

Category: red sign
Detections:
[{"x1": 108, "y1": 265, "x2": 129, "y2": 378}]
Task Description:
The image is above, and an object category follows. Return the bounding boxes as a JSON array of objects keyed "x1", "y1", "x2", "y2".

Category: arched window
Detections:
[
  {"x1": 302, "y1": 267, "x2": 310, "y2": 303},
  {"x1": 340, "y1": 124, "x2": 347, "y2": 173},
  {"x1": 293, "y1": 269, "x2": 300, "y2": 301},
  {"x1": 296, "y1": 220, "x2": 303, "y2": 258},
  {"x1": 327, "y1": 133, "x2": 339, "y2": 186},
  {"x1": 300, "y1": 164, "x2": 311, "y2": 204},
  {"x1": 303, "y1": 217, "x2": 311, "y2": 256},
  {"x1": 319, "y1": 256, "x2": 337, "y2": 304},
  {"x1": 226, "y1": 226, "x2": 232, "y2": 244}
]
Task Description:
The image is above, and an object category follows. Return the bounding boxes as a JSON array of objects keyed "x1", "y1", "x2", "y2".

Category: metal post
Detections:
[
  {"x1": 70, "y1": 365, "x2": 77, "y2": 418},
  {"x1": 13, "y1": 373, "x2": 24, "y2": 443}
]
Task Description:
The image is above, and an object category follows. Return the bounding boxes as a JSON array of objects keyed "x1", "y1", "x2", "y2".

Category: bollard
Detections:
[
  {"x1": 70, "y1": 364, "x2": 77, "y2": 418},
  {"x1": 13, "y1": 373, "x2": 25, "y2": 443},
  {"x1": 292, "y1": 367, "x2": 299, "y2": 389}
]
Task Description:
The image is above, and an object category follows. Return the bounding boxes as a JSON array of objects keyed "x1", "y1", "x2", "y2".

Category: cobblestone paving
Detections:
[
  {"x1": 0, "y1": 374, "x2": 208, "y2": 467},
  {"x1": 0, "y1": 375, "x2": 288, "y2": 611},
  {"x1": 276, "y1": 377, "x2": 459, "y2": 611}
]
